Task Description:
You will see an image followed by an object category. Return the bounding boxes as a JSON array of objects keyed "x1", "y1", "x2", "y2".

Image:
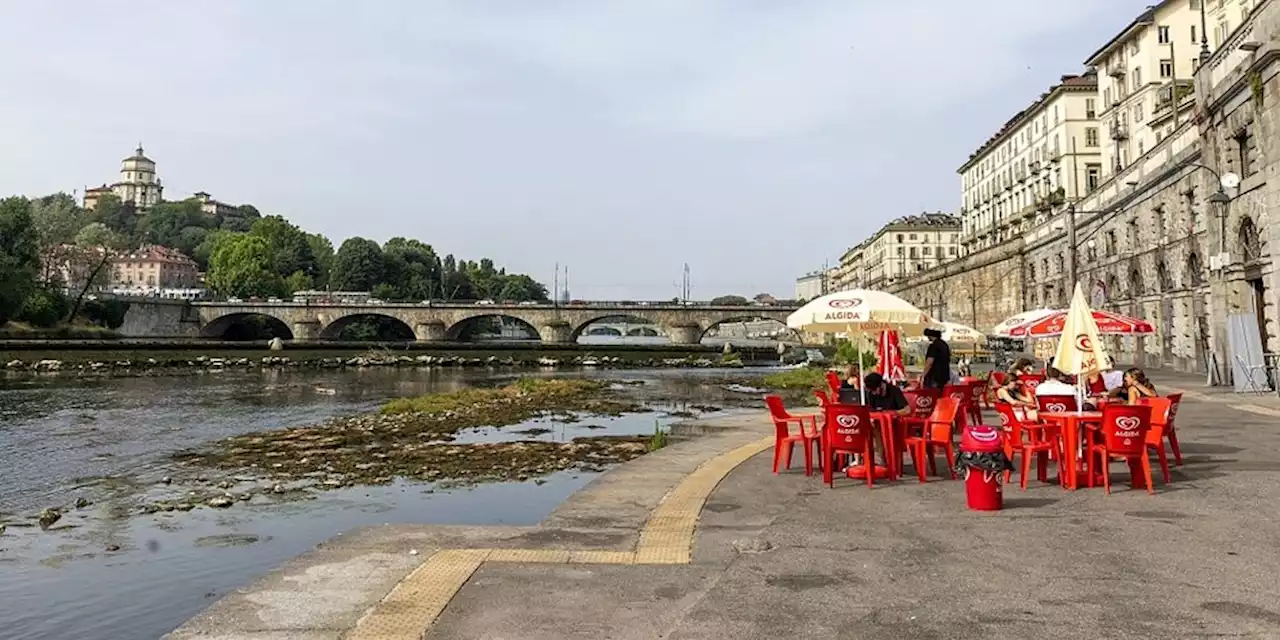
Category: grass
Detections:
[
  {"x1": 0, "y1": 323, "x2": 120, "y2": 340},
  {"x1": 646, "y1": 420, "x2": 668, "y2": 452},
  {"x1": 381, "y1": 378, "x2": 603, "y2": 415},
  {"x1": 761, "y1": 366, "x2": 828, "y2": 390}
]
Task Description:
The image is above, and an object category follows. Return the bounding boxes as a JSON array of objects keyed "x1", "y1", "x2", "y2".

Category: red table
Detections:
[{"x1": 1040, "y1": 411, "x2": 1102, "y2": 490}]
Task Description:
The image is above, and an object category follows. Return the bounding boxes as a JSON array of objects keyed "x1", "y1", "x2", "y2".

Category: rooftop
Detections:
[
  {"x1": 958, "y1": 71, "x2": 1098, "y2": 173},
  {"x1": 114, "y1": 244, "x2": 197, "y2": 266},
  {"x1": 1083, "y1": 4, "x2": 1161, "y2": 66}
]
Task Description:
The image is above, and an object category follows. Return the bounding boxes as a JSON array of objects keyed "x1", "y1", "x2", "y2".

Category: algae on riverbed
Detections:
[{"x1": 172, "y1": 377, "x2": 654, "y2": 488}]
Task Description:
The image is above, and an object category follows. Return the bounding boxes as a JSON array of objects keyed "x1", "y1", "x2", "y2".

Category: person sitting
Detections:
[
  {"x1": 1034, "y1": 367, "x2": 1076, "y2": 397},
  {"x1": 863, "y1": 372, "x2": 911, "y2": 415},
  {"x1": 837, "y1": 364, "x2": 861, "y2": 404},
  {"x1": 1123, "y1": 367, "x2": 1158, "y2": 404},
  {"x1": 1008, "y1": 357, "x2": 1036, "y2": 377},
  {"x1": 995, "y1": 376, "x2": 1037, "y2": 420}
]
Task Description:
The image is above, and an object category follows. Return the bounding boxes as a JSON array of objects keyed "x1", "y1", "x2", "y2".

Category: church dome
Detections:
[{"x1": 121, "y1": 144, "x2": 155, "y2": 171}]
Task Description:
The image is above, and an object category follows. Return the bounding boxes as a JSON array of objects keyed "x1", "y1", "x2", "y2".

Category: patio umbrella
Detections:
[
  {"x1": 907, "y1": 321, "x2": 985, "y2": 346},
  {"x1": 1052, "y1": 283, "x2": 1112, "y2": 408},
  {"x1": 1013, "y1": 308, "x2": 1155, "y2": 338},
  {"x1": 787, "y1": 290, "x2": 933, "y2": 402},
  {"x1": 991, "y1": 308, "x2": 1057, "y2": 338},
  {"x1": 876, "y1": 330, "x2": 907, "y2": 382}
]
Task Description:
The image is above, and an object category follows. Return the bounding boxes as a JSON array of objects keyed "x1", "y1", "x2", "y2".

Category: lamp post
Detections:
[{"x1": 1199, "y1": 0, "x2": 1212, "y2": 64}]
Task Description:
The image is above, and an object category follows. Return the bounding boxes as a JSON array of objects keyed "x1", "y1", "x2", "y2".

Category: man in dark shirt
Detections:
[
  {"x1": 921, "y1": 328, "x2": 952, "y2": 389},
  {"x1": 863, "y1": 372, "x2": 910, "y2": 415}
]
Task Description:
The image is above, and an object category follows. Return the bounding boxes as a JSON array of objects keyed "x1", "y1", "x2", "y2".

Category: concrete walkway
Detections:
[{"x1": 170, "y1": 380, "x2": 1280, "y2": 639}]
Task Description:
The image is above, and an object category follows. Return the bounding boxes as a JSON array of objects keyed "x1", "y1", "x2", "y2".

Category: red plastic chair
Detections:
[
  {"x1": 1035, "y1": 394, "x2": 1078, "y2": 414},
  {"x1": 996, "y1": 402, "x2": 1061, "y2": 490},
  {"x1": 1017, "y1": 374, "x2": 1045, "y2": 395},
  {"x1": 822, "y1": 403, "x2": 876, "y2": 488},
  {"x1": 1086, "y1": 403, "x2": 1155, "y2": 494},
  {"x1": 969, "y1": 376, "x2": 991, "y2": 409},
  {"x1": 1139, "y1": 397, "x2": 1173, "y2": 484},
  {"x1": 904, "y1": 397, "x2": 960, "y2": 482},
  {"x1": 814, "y1": 389, "x2": 831, "y2": 407},
  {"x1": 944, "y1": 383, "x2": 980, "y2": 429},
  {"x1": 825, "y1": 371, "x2": 842, "y2": 395},
  {"x1": 764, "y1": 395, "x2": 822, "y2": 476}
]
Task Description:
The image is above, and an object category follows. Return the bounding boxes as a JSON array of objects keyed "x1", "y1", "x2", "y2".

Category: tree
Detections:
[
  {"x1": 381, "y1": 237, "x2": 440, "y2": 300},
  {"x1": 710, "y1": 295, "x2": 750, "y2": 306},
  {"x1": 284, "y1": 270, "x2": 314, "y2": 294},
  {"x1": 330, "y1": 237, "x2": 385, "y2": 291},
  {"x1": 0, "y1": 197, "x2": 40, "y2": 325},
  {"x1": 193, "y1": 229, "x2": 239, "y2": 268},
  {"x1": 63, "y1": 223, "x2": 129, "y2": 322},
  {"x1": 305, "y1": 233, "x2": 334, "y2": 288},
  {"x1": 135, "y1": 198, "x2": 206, "y2": 248},
  {"x1": 29, "y1": 192, "x2": 86, "y2": 285},
  {"x1": 207, "y1": 234, "x2": 284, "y2": 298},
  {"x1": 250, "y1": 215, "x2": 317, "y2": 279},
  {"x1": 88, "y1": 194, "x2": 136, "y2": 236}
]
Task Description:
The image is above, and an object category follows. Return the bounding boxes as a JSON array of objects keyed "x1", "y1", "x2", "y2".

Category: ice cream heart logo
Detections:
[
  {"x1": 1116, "y1": 416, "x2": 1141, "y2": 431},
  {"x1": 1047, "y1": 402, "x2": 1066, "y2": 412},
  {"x1": 971, "y1": 428, "x2": 999, "y2": 442},
  {"x1": 950, "y1": 393, "x2": 965, "y2": 401},
  {"x1": 916, "y1": 397, "x2": 932, "y2": 408},
  {"x1": 836, "y1": 414, "x2": 860, "y2": 428}
]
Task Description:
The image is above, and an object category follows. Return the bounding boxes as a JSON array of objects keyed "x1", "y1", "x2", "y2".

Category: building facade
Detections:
[
  {"x1": 959, "y1": 72, "x2": 1101, "y2": 254},
  {"x1": 861, "y1": 213, "x2": 962, "y2": 291},
  {"x1": 83, "y1": 145, "x2": 164, "y2": 211},
  {"x1": 891, "y1": 0, "x2": 1278, "y2": 377},
  {"x1": 193, "y1": 191, "x2": 238, "y2": 217},
  {"x1": 109, "y1": 245, "x2": 200, "y2": 290},
  {"x1": 832, "y1": 244, "x2": 865, "y2": 291},
  {"x1": 795, "y1": 271, "x2": 827, "y2": 301}
]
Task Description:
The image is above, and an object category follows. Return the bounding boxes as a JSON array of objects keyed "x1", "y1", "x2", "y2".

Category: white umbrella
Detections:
[
  {"x1": 906, "y1": 321, "x2": 985, "y2": 346},
  {"x1": 787, "y1": 290, "x2": 933, "y2": 403},
  {"x1": 991, "y1": 308, "x2": 1057, "y2": 338},
  {"x1": 1052, "y1": 283, "x2": 1111, "y2": 409}
]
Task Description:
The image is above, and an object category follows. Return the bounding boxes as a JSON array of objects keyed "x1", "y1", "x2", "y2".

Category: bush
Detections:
[
  {"x1": 834, "y1": 340, "x2": 878, "y2": 368},
  {"x1": 761, "y1": 366, "x2": 828, "y2": 390},
  {"x1": 17, "y1": 288, "x2": 69, "y2": 328},
  {"x1": 82, "y1": 299, "x2": 130, "y2": 329}
]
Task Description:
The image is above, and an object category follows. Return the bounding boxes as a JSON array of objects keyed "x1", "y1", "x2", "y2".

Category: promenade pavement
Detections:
[{"x1": 170, "y1": 375, "x2": 1280, "y2": 639}]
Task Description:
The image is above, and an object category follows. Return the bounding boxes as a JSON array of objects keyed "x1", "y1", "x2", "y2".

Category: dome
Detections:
[{"x1": 121, "y1": 144, "x2": 156, "y2": 172}]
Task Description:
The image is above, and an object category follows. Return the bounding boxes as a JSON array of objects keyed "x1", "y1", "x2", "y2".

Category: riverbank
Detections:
[
  {"x1": 0, "y1": 346, "x2": 785, "y2": 377},
  {"x1": 166, "y1": 411, "x2": 775, "y2": 639}
]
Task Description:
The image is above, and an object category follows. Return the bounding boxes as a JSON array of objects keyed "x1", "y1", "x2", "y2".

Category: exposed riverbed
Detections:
[{"x1": 0, "y1": 365, "x2": 775, "y2": 640}]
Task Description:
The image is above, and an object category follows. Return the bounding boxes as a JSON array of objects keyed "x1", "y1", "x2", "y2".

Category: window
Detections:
[
  {"x1": 1105, "y1": 230, "x2": 1117, "y2": 256},
  {"x1": 1191, "y1": 24, "x2": 1197, "y2": 43},
  {"x1": 1187, "y1": 252, "x2": 1205, "y2": 286},
  {"x1": 1239, "y1": 216, "x2": 1262, "y2": 262},
  {"x1": 1131, "y1": 67, "x2": 1142, "y2": 90},
  {"x1": 1085, "y1": 98, "x2": 1096, "y2": 118},
  {"x1": 1190, "y1": 0, "x2": 1200, "y2": 9},
  {"x1": 896, "y1": 234, "x2": 904, "y2": 242},
  {"x1": 1160, "y1": 59, "x2": 1173, "y2": 78},
  {"x1": 896, "y1": 246, "x2": 904, "y2": 256},
  {"x1": 1103, "y1": 87, "x2": 1112, "y2": 106},
  {"x1": 1085, "y1": 127, "x2": 1099, "y2": 147},
  {"x1": 1086, "y1": 164, "x2": 1101, "y2": 191},
  {"x1": 1134, "y1": 103, "x2": 1143, "y2": 122},
  {"x1": 1158, "y1": 26, "x2": 1170, "y2": 43},
  {"x1": 949, "y1": 246, "x2": 957, "y2": 256},
  {"x1": 1138, "y1": 140, "x2": 1145, "y2": 155},
  {"x1": 1236, "y1": 127, "x2": 1258, "y2": 177}
]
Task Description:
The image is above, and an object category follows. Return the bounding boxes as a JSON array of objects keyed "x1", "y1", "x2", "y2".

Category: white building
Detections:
[
  {"x1": 795, "y1": 271, "x2": 828, "y2": 301},
  {"x1": 833, "y1": 213, "x2": 961, "y2": 291},
  {"x1": 83, "y1": 145, "x2": 163, "y2": 211},
  {"x1": 958, "y1": 72, "x2": 1100, "y2": 254}
]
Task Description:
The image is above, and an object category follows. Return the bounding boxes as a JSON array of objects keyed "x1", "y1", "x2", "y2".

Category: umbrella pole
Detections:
[{"x1": 858, "y1": 327, "x2": 866, "y2": 405}]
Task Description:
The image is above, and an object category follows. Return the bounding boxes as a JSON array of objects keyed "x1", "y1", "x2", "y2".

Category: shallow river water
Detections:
[{"x1": 0, "y1": 366, "x2": 769, "y2": 640}]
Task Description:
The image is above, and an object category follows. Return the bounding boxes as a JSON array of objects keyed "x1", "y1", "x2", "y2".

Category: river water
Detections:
[{"x1": 0, "y1": 366, "x2": 771, "y2": 640}]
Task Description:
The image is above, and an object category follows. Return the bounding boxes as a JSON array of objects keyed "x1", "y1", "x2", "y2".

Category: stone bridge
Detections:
[{"x1": 186, "y1": 302, "x2": 799, "y2": 344}]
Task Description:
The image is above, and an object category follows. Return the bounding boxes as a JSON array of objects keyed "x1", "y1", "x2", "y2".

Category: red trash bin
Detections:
[{"x1": 959, "y1": 425, "x2": 1005, "y2": 511}]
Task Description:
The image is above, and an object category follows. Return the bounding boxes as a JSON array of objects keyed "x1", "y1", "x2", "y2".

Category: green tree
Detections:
[
  {"x1": 710, "y1": 295, "x2": 750, "y2": 306},
  {"x1": 0, "y1": 197, "x2": 40, "y2": 325},
  {"x1": 330, "y1": 237, "x2": 385, "y2": 291},
  {"x1": 193, "y1": 229, "x2": 239, "y2": 268},
  {"x1": 250, "y1": 215, "x2": 317, "y2": 279},
  {"x1": 135, "y1": 198, "x2": 206, "y2": 248},
  {"x1": 29, "y1": 192, "x2": 87, "y2": 285},
  {"x1": 284, "y1": 270, "x2": 314, "y2": 294},
  {"x1": 207, "y1": 234, "x2": 284, "y2": 298},
  {"x1": 381, "y1": 237, "x2": 440, "y2": 300},
  {"x1": 305, "y1": 233, "x2": 334, "y2": 288},
  {"x1": 439, "y1": 254, "x2": 474, "y2": 300},
  {"x1": 495, "y1": 274, "x2": 549, "y2": 302},
  {"x1": 64, "y1": 223, "x2": 129, "y2": 322},
  {"x1": 88, "y1": 194, "x2": 136, "y2": 236}
]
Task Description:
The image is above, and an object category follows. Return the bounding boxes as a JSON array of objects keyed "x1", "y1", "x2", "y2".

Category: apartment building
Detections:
[
  {"x1": 857, "y1": 213, "x2": 962, "y2": 290},
  {"x1": 832, "y1": 244, "x2": 865, "y2": 291},
  {"x1": 1086, "y1": 1, "x2": 1205, "y2": 178},
  {"x1": 110, "y1": 245, "x2": 200, "y2": 289},
  {"x1": 795, "y1": 271, "x2": 827, "y2": 301},
  {"x1": 958, "y1": 72, "x2": 1101, "y2": 254}
]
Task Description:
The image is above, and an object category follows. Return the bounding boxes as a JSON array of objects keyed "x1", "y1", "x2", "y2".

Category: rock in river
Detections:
[
  {"x1": 38, "y1": 508, "x2": 62, "y2": 529},
  {"x1": 206, "y1": 496, "x2": 234, "y2": 508}
]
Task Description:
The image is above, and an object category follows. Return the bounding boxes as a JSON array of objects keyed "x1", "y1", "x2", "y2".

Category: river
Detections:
[{"x1": 0, "y1": 365, "x2": 773, "y2": 640}]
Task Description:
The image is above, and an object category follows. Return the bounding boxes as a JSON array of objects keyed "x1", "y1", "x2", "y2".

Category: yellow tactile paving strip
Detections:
[{"x1": 341, "y1": 435, "x2": 772, "y2": 639}]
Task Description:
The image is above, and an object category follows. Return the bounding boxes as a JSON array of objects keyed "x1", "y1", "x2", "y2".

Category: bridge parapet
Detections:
[{"x1": 181, "y1": 302, "x2": 799, "y2": 343}]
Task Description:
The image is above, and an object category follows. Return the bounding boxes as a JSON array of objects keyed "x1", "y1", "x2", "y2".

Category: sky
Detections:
[{"x1": 0, "y1": 0, "x2": 1152, "y2": 301}]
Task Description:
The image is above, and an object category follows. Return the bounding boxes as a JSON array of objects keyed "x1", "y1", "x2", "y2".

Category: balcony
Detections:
[
  {"x1": 1110, "y1": 124, "x2": 1129, "y2": 141},
  {"x1": 1156, "y1": 79, "x2": 1194, "y2": 106},
  {"x1": 1107, "y1": 64, "x2": 1126, "y2": 78}
]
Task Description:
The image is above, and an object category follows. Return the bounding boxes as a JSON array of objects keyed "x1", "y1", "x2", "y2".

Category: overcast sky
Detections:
[{"x1": 1, "y1": 1, "x2": 1149, "y2": 300}]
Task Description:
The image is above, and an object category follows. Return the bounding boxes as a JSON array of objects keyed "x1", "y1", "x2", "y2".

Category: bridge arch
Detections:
[
  {"x1": 319, "y1": 313, "x2": 416, "y2": 341},
  {"x1": 699, "y1": 315, "x2": 798, "y2": 343},
  {"x1": 201, "y1": 312, "x2": 295, "y2": 340},
  {"x1": 446, "y1": 313, "x2": 540, "y2": 341},
  {"x1": 570, "y1": 314, "x2": 664, "y2": 342}
]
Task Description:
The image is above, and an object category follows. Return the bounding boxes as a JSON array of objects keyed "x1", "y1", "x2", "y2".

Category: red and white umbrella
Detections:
[
  {"x1": 876, "y1": 330, "x2": 906, "y2": 382},
  {"x1": 1009, "y1": 308, "x2": 1155, "y2": 338},
  {"x1": 991, "y1": 308, "x2": 1056, "y2": 338}
]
